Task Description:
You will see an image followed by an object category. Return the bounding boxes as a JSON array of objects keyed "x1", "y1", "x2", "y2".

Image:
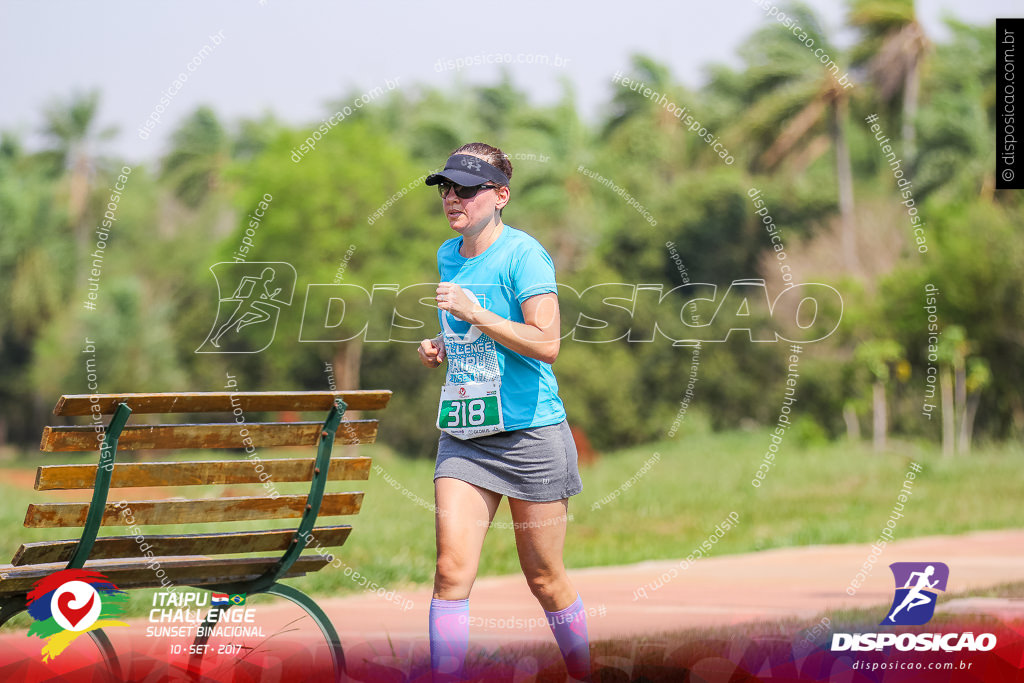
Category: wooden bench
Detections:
[{"x1": 0, "y1": 390, "x2": 391, "y2": 681}]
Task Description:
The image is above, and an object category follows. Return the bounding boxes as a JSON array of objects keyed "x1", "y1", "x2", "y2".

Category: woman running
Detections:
[{"x1": 418, "y1": 142, "x2": 590, "y2": 682}]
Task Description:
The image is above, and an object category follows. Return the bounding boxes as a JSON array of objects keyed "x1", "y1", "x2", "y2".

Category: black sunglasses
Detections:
[{"x1": 437, "y1": 181, "x2": 500, "y2": 199}]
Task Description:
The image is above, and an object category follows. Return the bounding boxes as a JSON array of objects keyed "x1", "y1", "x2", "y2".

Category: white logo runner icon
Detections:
[{"x1": 441, "y1": 289, "x2": 484, "y2": 343}]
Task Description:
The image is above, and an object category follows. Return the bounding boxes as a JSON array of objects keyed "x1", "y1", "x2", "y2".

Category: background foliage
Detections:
[{"x1": 1, "y1": 4, "x2": 1019, "y2": 459}]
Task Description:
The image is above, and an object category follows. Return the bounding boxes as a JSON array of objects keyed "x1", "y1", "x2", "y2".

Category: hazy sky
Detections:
[{"x1": 1, "y1": 0, "x2": 1014, "y2": 162}]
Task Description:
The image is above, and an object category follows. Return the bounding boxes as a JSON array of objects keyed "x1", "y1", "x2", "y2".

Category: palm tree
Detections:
[
  {"x1": 936, "y1": 326, "x2": 964, "y2": 458},
  {"x1": 848, "y1": 0, "x2": 930, "y2": 162},
  {"x1": 161, "y1": 106, "x2": 230, "y2": 208},
  {"x1": 603, "y1": 55, "x2": 677, "y2": 134},
  {"x1": 233, "y1": 112, "x2": 282, "y2": 161},
  {"x1": 39, "y1": 89, "x2": 118, "y2": 229},
  {"x1": 912, "y1": 20, "x2": 994, "y2": 200},
  {"x1": 601, "y1": 54, "x2": 703, "y2": 178},
  {"x1": 960, "y1": 357, "x2": 990, "y2": 454},
  {"x1": 935, "y1": 325, "x2": 990, "y2": 456},
  {"x1": 855, "y1": 339, "x2": 904, "y2": 452},
  {"x1": 713, "y1": 3, "x2": 862, "y2": 271},
  {"x1": 0, "y1": 131, "x2": 81, "y2": 447},
  {"x1": 498, "y1": 79, "x2": 594, "y2": 270}
]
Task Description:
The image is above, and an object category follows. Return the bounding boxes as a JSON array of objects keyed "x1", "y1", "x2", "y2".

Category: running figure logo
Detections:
[
  {"x1": 882, "y1": 562, "x2": 949, "y2": 625},
  {"x1": 197, "y1": 262, "x2": 296, "y2": 353}
]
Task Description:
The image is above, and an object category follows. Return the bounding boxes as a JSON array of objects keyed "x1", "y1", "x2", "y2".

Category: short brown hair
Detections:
[{"x1": 451, "y1": 142, "x2": 513, "y2": 184}]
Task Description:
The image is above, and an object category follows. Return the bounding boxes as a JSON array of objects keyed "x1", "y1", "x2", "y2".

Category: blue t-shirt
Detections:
[{"x1": 436, "y1": 224, "x2": 566, "y2": 431}]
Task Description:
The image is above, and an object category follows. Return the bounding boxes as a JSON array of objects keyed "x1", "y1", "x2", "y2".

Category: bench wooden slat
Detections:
[
  {"x1": 35, "y1": 456, "x2": 372, "y2": 490},
  {"x1": 39, "y1": 420, "x2": 378, "y2": 452},
  {"x1": 24, "y1": 492, "x2": 364, "y2": 528},
  {"x1": 11, "y1": 525, "x2": 353, "y2": 566},
  {"x1": 0, "y1": 555, "x2": 331, "y2": 595},
  {"x1": 54, "y1": 391, "x2": 392, "y2": 416}
]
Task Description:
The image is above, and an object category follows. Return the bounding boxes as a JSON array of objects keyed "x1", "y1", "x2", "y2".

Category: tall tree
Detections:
[
  {"x1": 225, "y1": 117, "x2": 438, "y2": 393},
  {"x1": 913, "y1": 20, "x2": 996, "y2": 200},
  {"x1": 722, "y1": 3, "x2": 861, "y2": 271},
  {"x1": 0, "y1": 132, "x2": 70, "y2": 445},
  {"x1": 855, "y1": 339, "x2": 904, "y2": 452},
  {"x1": 161, "y1": 106, "x2": 231, "y2": 208},
  {"x1": 848, "y1": 0, "x2": 930, "y2": 162},
  {"x1": 960, "y1": 357, "x2": 990, "y2": 454},
  {"x1": 39, "y1": 90, "x2": 117, "y2": 232}
]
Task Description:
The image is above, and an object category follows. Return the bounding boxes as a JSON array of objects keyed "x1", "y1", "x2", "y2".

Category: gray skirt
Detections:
[{"x1": 434, "y1": 419, "x2": 583, "y2": 502}]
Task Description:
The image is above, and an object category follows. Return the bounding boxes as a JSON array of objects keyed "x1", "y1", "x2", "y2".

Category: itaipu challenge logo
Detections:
[{"x1": 26, "y1": 569, "x2": 129, "y2": 661}]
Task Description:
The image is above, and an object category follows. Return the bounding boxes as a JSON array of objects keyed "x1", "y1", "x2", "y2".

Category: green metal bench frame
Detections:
[{"x1": 0, "y1": 398, "x2": 351, "y2": 683}]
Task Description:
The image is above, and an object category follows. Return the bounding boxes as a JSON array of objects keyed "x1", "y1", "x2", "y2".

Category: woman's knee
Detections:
[
  {"x1": 522, "y1": 566, "x2": 567, "y2": 598},
  {"x1": 435, "y1": 553, "x2": 476, "y2": 588}
]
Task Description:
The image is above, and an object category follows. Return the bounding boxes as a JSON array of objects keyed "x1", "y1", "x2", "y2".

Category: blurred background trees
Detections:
[{"x1": 1, "y1": 6, "x2": 1020, "y2": 457}]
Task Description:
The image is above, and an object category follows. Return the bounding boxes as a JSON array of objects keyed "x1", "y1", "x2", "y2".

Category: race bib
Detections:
[
  {"x1": 436, "y1": 380, "x2": 504, "y2": 439},
  {"x1": 436, "y1": 289, "x2": 504, "y2": 439}
]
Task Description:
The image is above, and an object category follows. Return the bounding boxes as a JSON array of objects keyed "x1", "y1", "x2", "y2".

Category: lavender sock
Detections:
[
  {"x1": 544, "y1": 594, "x2": 591, "y2": 681},
  {"x1": 429, "y1": 597, "x2": 469, "y2": 681}
]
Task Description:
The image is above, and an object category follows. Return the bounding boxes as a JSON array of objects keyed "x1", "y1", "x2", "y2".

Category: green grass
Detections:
[{"x1": 1, "y1": 431, "x2": 1021, "y2": 628}]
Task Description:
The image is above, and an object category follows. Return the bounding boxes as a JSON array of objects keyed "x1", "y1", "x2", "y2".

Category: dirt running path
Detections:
[
  {"x1": 305, "y1": 528, "x2": 1024, "y2": 644},
  {"x1": 2, "y1": 529, "x2": 1021, "y2": 659}
]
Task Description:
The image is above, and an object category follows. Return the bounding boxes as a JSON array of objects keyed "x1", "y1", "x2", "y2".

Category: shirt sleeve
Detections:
[
  {"x1": 511, "y1": 240, "x2": 558, "y2": 304},
  {"x1": 436, "y1": 244, "x2": 445, "y2": 336}
]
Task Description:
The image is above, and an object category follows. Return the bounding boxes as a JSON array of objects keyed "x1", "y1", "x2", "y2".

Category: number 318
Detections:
[{"x1": 447, "y1": 399, "x2": 486, "y2": 426}]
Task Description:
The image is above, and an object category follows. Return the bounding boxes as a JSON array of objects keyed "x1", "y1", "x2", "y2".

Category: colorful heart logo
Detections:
[
  {"x1": 50, "y1": 581, "x2": 101, "y2": 632},
  {"x1": 56, "y1": 590, "x2": 95, "y2": 629},
  {"x1": 27, "y1": 569, "x2": 128, "y2": 661}
]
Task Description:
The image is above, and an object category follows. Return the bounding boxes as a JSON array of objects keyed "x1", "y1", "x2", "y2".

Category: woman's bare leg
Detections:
[
  {"x1": 507, "y1": 497, "x2": 576, "y2": 610},
  {"x1": 509, "y1": 497, "x2": 590, "y2": 681},
  {"x1": 430, "y1": 477, "x2": 501, "y2": 681},
  {"x1": 433, "y1": 477, "x2": 502, "y2": 598}
]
